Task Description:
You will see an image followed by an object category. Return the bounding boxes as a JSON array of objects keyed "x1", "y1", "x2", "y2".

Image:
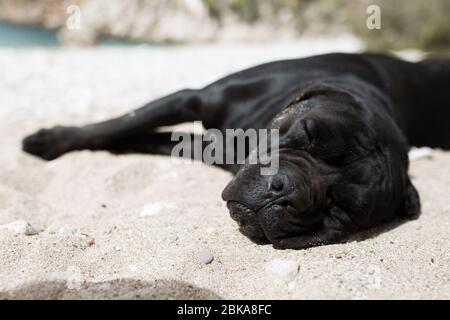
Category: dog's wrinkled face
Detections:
[
  {"x1": 222, "y1": 152, "x2": 328, "y2": 244},
  {"x1": 221, "y1": 91, "x2": 379, "y2": 246}
]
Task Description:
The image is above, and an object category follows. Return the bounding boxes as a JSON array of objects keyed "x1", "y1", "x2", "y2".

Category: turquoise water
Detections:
[
  {"x1": 0, "y1": 23, "x2": 59, "y2": 47},
  {"x1": 0, "y1": 23, "x2": 150, "y2": 47}
]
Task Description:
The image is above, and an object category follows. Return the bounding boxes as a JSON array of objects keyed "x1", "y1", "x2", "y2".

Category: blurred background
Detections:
[
  {"x1": 0, "y1": 0, "x2": 449, "y2": 52},
  {"x1": 0, "y1": 0, "x2": 449, "y2": 127}
]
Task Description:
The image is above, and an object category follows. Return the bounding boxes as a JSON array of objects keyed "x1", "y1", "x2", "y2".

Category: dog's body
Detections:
[{"x1": 23, "y1": 53, "x2": 450, "y2": 249}]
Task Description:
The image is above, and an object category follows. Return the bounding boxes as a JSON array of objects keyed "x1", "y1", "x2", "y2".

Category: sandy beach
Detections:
[{"x1": 0, "y1": 41, "x2": 449, "y2": 299}]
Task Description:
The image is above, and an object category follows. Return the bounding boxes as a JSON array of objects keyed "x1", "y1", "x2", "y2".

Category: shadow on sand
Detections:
[
  {"x1": 0, "y1": 278, "x2": 222, "y2": 300},
  {"x1": 350, "y1": 215, "x2": 419, "y2": 244}
]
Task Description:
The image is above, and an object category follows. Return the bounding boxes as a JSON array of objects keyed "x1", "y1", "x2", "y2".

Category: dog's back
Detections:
[{"x1": 364, "y1": 53, "x2": 450, "y2": 149}]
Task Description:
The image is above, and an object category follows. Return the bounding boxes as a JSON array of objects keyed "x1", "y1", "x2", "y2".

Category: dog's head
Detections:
[
  {"x1": 221, "y1": 85, "x2": 399, "y2": 246},
  {"x1": 222, "y1": 150, "x2": 330, "y2": 244}
]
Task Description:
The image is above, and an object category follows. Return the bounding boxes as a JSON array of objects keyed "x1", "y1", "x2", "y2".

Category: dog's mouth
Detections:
[
  {"x1": 227, "y1": 198, "x2": 296, "y2": 218},
  {"x1": 227, "y1": 201, "x2": 266, "y2": 243},
  {"x1": 226, "y1": 198, "x2": 298, "y2": 244}
]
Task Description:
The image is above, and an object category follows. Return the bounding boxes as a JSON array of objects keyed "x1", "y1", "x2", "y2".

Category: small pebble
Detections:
[
  {"x1": 58, "y1": 226, "x2": 78, "y2": 237},
  {"x1": 197, "y1": 250, "x2": 214, "y2": 264},
  {"x1": 409, "y1": 147, "x2": 433, "y2": 161},
  {"x1": 265, "y1": 259, "x2": 300, "y2": 283},
  {"x1": 140, "y1": 202, "x2": 176, "y2": 217},
  {"x1": 81, "y1": 233, "x2": 95, "y2": 247},
  {"x1": 0, "y1": 220, "x2": 40, "y2": 236},
  {"x1": 140, "y1": 203, "x2": 163, "y2": 217}
]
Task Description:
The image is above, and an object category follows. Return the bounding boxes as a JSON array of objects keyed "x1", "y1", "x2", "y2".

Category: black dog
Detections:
[{"x1": 23, "y1": 53, "x2": 450, "y2": 249}]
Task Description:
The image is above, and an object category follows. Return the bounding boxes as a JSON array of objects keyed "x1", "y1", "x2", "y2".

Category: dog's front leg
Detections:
[{"x1": 22, "y1": 89, "x2": 209, "y2": 160}]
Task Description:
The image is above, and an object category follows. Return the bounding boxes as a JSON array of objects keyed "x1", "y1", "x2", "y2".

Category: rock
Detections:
[
  {"x1": 265, "y1": 259, "x2": 299, "y2": 283},
  {"x1": 197, "y1": 250, "x2": 214, "y2": 264},
  {"x1": 86, "y1": 238, "x2": 95, "y2": 247},
  {"x1": 58, "y1": 226, "x2": 78, "y2": 237},
  {"x1": 140, "y1": 202, "x2": 176, "y2": 217},
  {"x1": 0, "y1": 220, "x2": 40, "y2": 236},
  {"x1": 409, "y1": 147, "x2": 434, "y2": 161},
  {"x1": 140, "y1": 203, "x2": 163, "y2": 217}
]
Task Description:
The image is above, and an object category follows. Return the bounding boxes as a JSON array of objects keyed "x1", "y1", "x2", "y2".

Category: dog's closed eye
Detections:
[
  {"x1": 302, "y1": 119, "x2": 315, "y2": 147},
  {"x1": 278, "y1": 118, "x2": 315, "y2": 150}
]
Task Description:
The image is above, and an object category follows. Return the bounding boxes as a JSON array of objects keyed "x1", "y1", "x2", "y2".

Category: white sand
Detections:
[{"x1": 0, "y1": 40, "x2": 449, "y2": 299}]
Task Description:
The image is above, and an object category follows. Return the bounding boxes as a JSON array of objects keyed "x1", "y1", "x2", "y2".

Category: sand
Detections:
[{"x1": 0, "y1": 40, "x2": 449, "y2": 299}]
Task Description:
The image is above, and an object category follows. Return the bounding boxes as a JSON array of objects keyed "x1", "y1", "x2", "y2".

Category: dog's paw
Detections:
[
  {"x1": 22, "y1": 126, "x2": 80, "y2": 161},
  {"x1": 401, "y1": 180, "x2": 421, "y2": 219}
]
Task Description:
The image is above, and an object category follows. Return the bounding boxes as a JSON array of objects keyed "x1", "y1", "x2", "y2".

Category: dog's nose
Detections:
[
  {"x1": 268, "y1": 175, "x2": 285, "y2": 192},
  {"x1": 269, "y1": 174, "x2": 289, "y2": 194},
  {"x1": 221, "y1": 168, "x2": 271, "y2": 210}
]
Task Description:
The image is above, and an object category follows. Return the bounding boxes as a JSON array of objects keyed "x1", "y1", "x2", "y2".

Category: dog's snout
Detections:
[
  {"x1": 221, "y1": 183, "x2": 233, "y2": 202},
  {"x1": 222, "y1": 166, "x2": 295, "y2": 213}
]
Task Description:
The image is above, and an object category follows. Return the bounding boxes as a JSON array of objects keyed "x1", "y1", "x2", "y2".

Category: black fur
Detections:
[{"x1": 23, "y1": 53, "x2": 450, "y2": 249}]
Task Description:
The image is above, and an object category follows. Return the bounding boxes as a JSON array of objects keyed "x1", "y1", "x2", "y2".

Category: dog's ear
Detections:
[
  {"x1": 326, "y1": 155, "x2": 384, "y2": 228},
  {"x1": 399, "y1": 178, "x2": 421, "y2": 219},
  {"x1": 329, "y1": 137, "x2": 411, "y2": 227}
]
